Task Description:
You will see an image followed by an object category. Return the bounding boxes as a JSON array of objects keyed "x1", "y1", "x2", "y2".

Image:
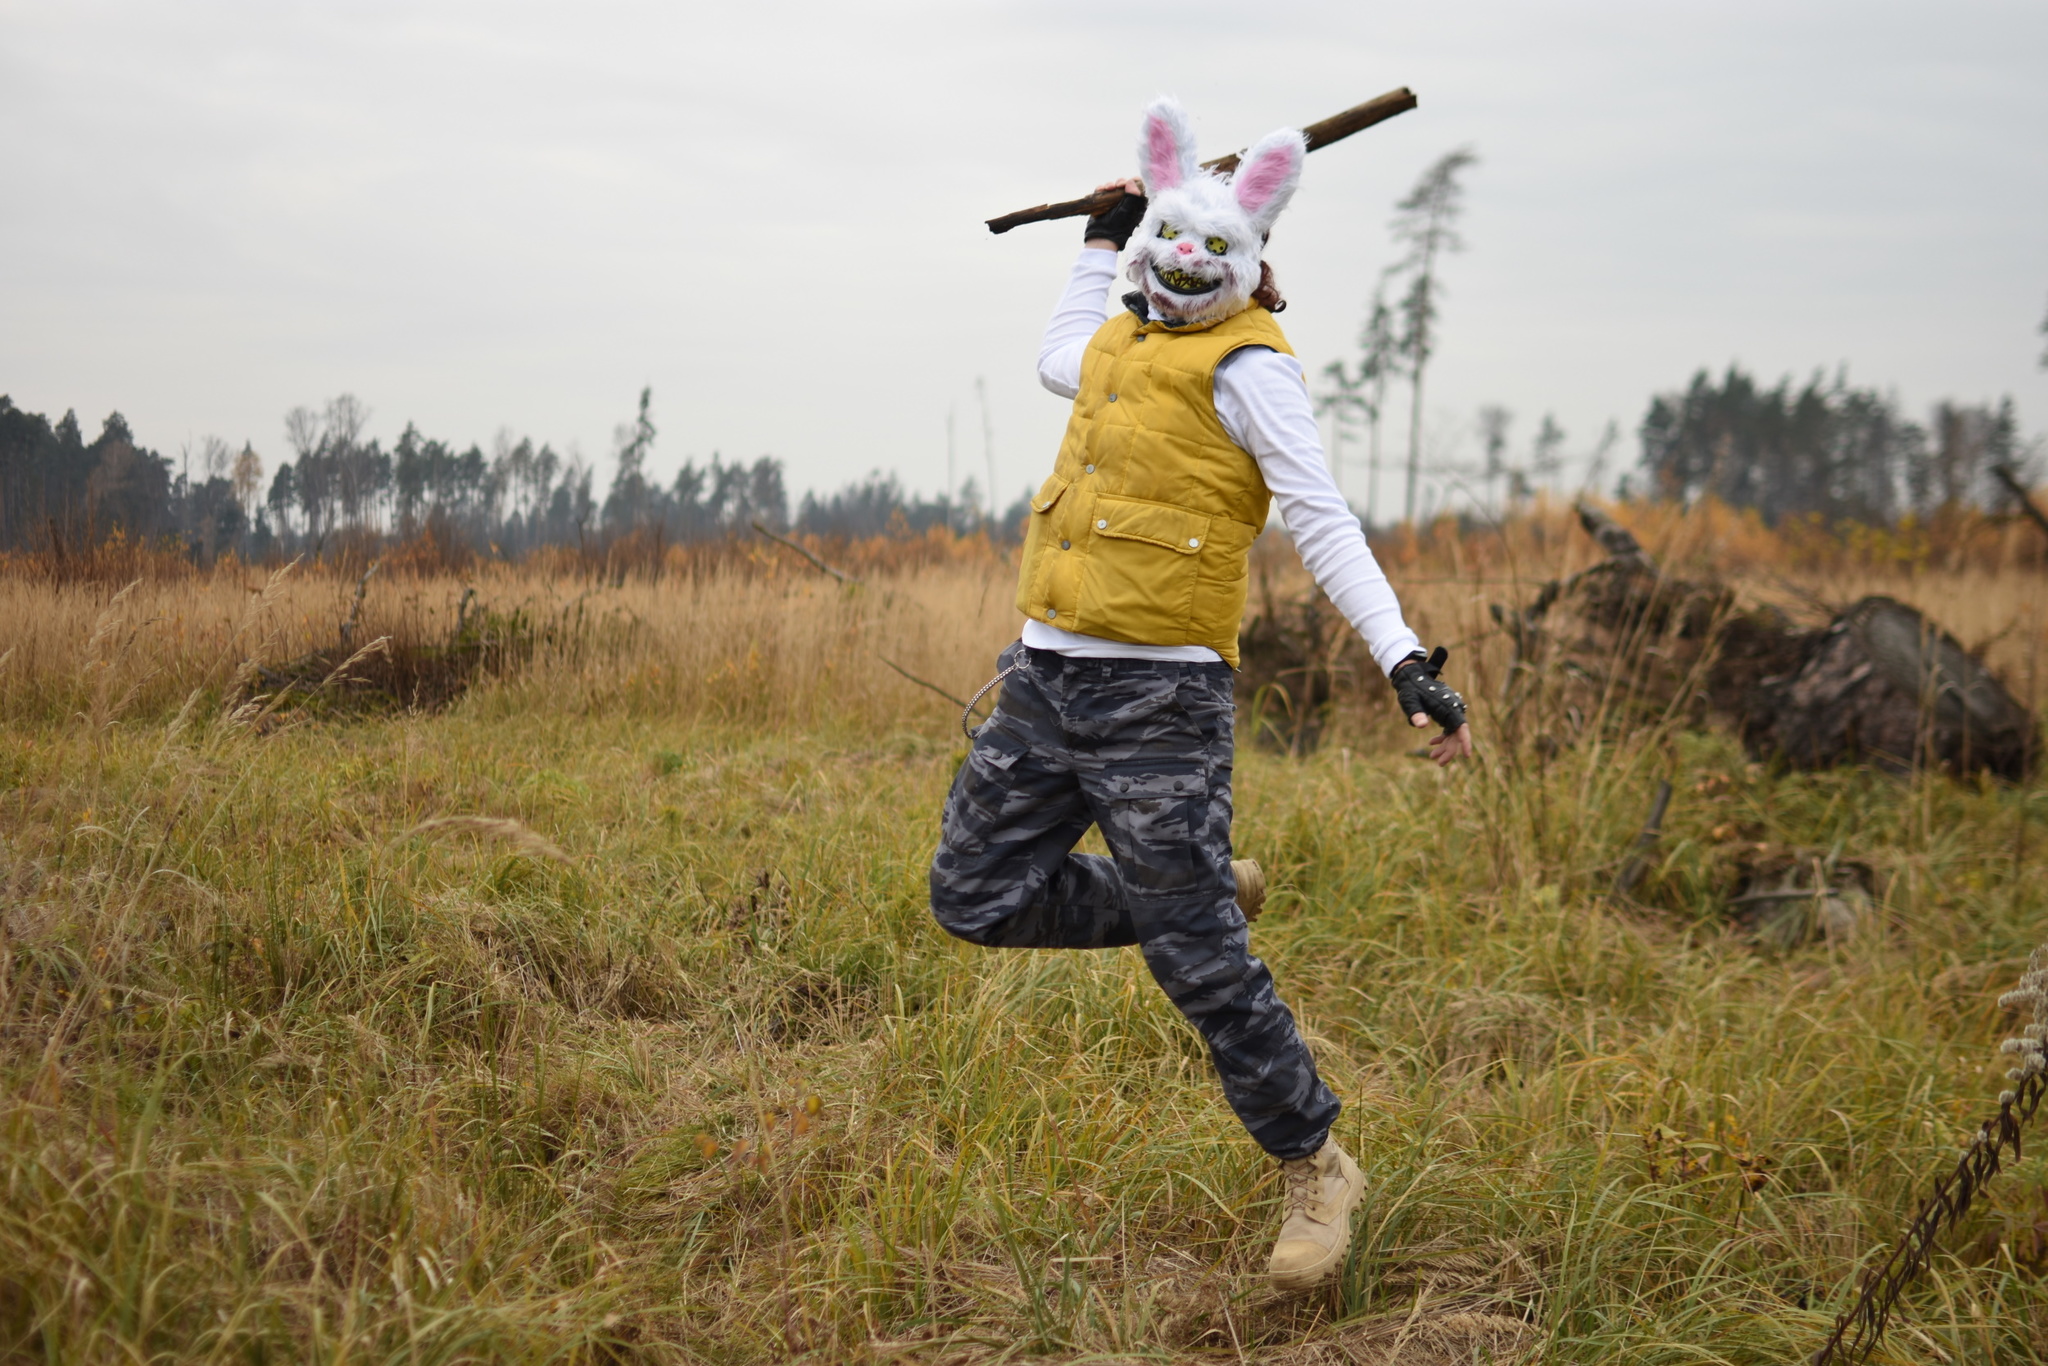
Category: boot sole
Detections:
[{"x1": 1267, "y1": 1162, "x2": 1366, "y2": 1292}]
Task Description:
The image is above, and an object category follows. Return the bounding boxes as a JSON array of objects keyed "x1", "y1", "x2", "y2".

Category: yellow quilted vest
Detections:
[{"x1": 1015, "y1": 305, "x2": 1293, "y2": 667}]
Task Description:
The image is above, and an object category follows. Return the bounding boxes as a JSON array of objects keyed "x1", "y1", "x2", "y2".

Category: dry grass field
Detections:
[{"x1": 3, "y1": 502, "x2": 2047, "y2": 1363}]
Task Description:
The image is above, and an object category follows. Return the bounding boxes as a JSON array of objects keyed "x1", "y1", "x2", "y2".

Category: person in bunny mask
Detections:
[{"x1": 930, "y1": 96, "x2": 1473, "y2": 1291}]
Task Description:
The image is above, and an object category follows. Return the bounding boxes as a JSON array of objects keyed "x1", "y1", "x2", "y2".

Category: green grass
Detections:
[{"x1": 2, "y1": 685, "x2": 2046, "y2": 1363}]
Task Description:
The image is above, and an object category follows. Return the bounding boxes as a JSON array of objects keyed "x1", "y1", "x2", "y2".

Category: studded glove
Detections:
[
  {"x1": 1391, "y1": 646, "x2": 1468, "y2": 734},
  {"x1": 1084, "y1": 191, "x2": 1149, "y2": 250}
]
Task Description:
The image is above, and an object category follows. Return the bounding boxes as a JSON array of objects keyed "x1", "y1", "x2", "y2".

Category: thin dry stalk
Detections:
[
  {"x1": 397, "y1": 815, "x2": 570, "y2": 864},
  {"x1": 317, "y1": 635, "x2": 392, "y2": 692}
]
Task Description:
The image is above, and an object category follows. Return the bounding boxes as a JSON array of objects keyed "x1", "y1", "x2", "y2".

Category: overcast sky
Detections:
[{"x1": 3, "y1": 0, "x2": 2044, "y2": 517}]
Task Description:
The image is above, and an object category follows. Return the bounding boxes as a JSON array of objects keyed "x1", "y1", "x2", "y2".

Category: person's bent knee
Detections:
[{"x1": 928, "y1": 860, "x2": 1004, "y2": 946}]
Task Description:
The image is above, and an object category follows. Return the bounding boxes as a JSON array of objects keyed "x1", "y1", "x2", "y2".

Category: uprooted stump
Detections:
[
  {"x1": 1748, "y1": 596, "x2": 2035, "y2": 780},
  {"x1": 247, "y1": 586, "x2": 544, "y2": 715},
  {"x1": 1723, "y1": 844, "x2": 1878, "y2": 949},
  {"x1": 1498, "y1": 504, "x2": 2036, "y2": 780},
  {"x1": 1236, "y1": 580, "x2": 1372, "y2": 755},
  {"x1": 252, "y1": 634, "x2": 500, "y2": 712},
  {"x1": 1492, "y1": 505, "x2": 1772, "y2": 745}
]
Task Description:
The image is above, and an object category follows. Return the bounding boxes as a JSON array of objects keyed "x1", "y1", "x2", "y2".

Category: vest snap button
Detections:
[
  {"x1": 1107, "y1": 394, "x2": 1118, "y2": 402},
  {"x1": 1060, "y1": 539, "x2": 1070, "y2": 550},
  {"x1": 1188, "y1": 537, "x2": 1200, "y2": 548},
  {"x1": 1045, "y1": 608, "x2": 1057, "y2": 618},
  {"x1": 1096, "y1": 519, "x2": 1108, "y2": 530},
  {"x1": 1084, "y1": 464, "x2": 1095, "y2": 474}
]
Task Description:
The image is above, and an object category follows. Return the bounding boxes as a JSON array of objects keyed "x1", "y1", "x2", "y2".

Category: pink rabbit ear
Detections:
[
  {"x1": 1232, "y1": 129, "x2": 1306, "y2": 234},
  {"x1": 1137, "y1": 97, "x2": 1197, "y2": 193}
]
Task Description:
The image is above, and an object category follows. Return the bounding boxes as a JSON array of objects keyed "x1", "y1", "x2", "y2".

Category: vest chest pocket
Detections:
[
  {"x1": 1091, "y1": 496, "x2": 1210, "y2": 554},
  {"x1": 1078, "y1": 495, "x2": 1212, "y2": 641}
]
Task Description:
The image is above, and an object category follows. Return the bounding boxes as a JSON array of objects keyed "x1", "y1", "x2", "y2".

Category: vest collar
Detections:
[{"x1": 1121, "y1": 291, "x2": 1254, "y2": 336}]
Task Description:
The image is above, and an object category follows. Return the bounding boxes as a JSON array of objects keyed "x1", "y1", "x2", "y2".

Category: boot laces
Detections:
[{"x1": 1281, "y1": 1157, "x2": 1320, "y2": 1214}]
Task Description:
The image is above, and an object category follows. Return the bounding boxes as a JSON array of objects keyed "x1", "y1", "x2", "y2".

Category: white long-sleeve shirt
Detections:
[{"x1": 1020, "y1": 248, "x2": 1421, "y2": 675}]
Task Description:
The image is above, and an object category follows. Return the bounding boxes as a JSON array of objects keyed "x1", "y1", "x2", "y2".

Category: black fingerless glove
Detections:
[
  {"x1": 1084, "y1": 191, "x2": 1148, "y2": 250},
  {"x1": 1391, "y1": 646, "x2": 1468, "y2": 734}
]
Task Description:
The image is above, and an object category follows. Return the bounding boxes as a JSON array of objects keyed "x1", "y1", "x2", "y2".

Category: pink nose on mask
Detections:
[{"x1": 1176, "y1": 242, "x2": 1195, "y2": 256}]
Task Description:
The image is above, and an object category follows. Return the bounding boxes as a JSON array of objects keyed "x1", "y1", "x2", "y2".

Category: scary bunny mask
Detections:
[{"x1": 1126, "y1": 97, "x2": 1305, "y2": 329}]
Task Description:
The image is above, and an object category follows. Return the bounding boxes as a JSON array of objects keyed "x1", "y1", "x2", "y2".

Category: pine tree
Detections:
[
  {"x1": 1385, "y1": 148, "x2": 1477, "y2": 525},
  {"x1": 604, "y1": 387, "x2": 661, "y2": 531},
  {"x1": 1316, "y1": 285, "x2": 1402, "y2": 525}
]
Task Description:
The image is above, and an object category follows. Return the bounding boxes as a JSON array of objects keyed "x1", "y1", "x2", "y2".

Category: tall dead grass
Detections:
[
  {"x1": 2, "y1": 502, "x2": 2048, "y2": 1362},
  {"x1": 3, "y1": 501, "x2": 2042, "y2": 736},
  {"x1": 0, "y1": 551, "x2": 1025, "y2": 730}
]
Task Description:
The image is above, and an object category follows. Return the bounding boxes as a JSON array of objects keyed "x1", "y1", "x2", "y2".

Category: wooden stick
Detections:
[
  {"x1": 1612, "y1": 779, "x2": 1675, "y2": 898},
  {"x1": 879, "y1": 655, "x2": 971, "y2": 710},
  {"x1": 1726, "y1": 888, "x2": 1832, "y2": 907},
  {"x1": 1992, "y1": 463, "x2": 2048, "y2": 549},
  {"x1": 985, "y1": 87, "x2": 1419, "y2": 235},
  {"x1": 749, "y1": 520, "x2": 860, "y2": 586},
  {"x1": 338, "y1": 558, "x2": 380, "y2": 648}
]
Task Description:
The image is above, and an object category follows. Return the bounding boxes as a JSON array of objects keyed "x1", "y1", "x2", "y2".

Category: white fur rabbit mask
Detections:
[{"x1": 1125, "y1": 96, "x2": 1306, "y2": 329}]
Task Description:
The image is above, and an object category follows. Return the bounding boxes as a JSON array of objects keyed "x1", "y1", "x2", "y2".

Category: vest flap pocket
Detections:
[
  {"x1": 1093, "y1": 496, "x2": 1210, "y2": 555},
  {"x1": 1031, "y1": 474, "x2": 1069, "y2": 514}
]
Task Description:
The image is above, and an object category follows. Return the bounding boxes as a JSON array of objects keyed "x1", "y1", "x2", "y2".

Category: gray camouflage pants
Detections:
[{"x1": 928, "y1": 641, "x2": 1340, "y2": 1160}]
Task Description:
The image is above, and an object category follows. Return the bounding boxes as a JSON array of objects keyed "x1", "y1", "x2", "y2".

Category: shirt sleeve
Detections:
[
  {"x1": 1037, "y1": 249, "x2": 1120, "y2": 398},
  {"x1": 1214, "y1": 346, "x2": 1423, "y2": 675}
]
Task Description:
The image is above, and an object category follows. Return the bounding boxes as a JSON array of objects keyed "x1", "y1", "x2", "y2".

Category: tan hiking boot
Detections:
[
  {"x1": 1268, "y1": 1138, "x2": 1365, "y2": 1291},
  {"x1": 1232, "y1": 859, "x2": 1267, "y2": 921}
]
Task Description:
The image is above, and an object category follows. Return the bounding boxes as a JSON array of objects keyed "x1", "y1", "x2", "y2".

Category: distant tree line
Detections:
[
  {"x1": 0, "y1": 387, "x2": 1028, "y2": 563},
  {"x1": 8, "y1": 367, "x2": 2037, "y2": 564},
  {"x1": 1635, "y1": 366, "x2": 2029, "y2": 524},
  {"x1": 0, "y1": 400, "x2": 256, "y2": 560}
]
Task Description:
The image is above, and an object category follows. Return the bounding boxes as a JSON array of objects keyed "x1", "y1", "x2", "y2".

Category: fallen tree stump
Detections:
[
  {"x1": 1748, "y1": 596, "x2": 2034, "y2": 780},
  {"x1": 1497, "y1": 505, "x2": 2036, "y2": 780},
  {"x1": 1236, "y1": 583, "x2": 1361, "y2": 755}
]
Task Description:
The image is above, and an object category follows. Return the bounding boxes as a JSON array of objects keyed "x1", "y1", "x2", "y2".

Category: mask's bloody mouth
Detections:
[{"x1": 1151, "y1": 262, "x2": 1221, "y2": 296}]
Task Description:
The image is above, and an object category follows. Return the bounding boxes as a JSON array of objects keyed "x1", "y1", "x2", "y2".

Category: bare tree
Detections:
[
  {"x1": 1580, "y1": 420, "x2": 1620, "y2": 496},
  {"x1": 1386, "y1": 147, "x2": 1478, "y2": 524},
  {"x1": 1316, "y1": 284, "x2": 1402, "y2": 525},
  {"x1": 1476, "y1": 405, "x2": 1511, "y2": 512},
  {"x1": 1357, "y1": 288, "x2": 1400, "y2": 525},
  {"x1": 179, "y1": 434, "x2": 233, "y2": 483},
  {"x1": 946, "y1": 405, "x2": 958, "y2": 531},
  {"x1": 231, "y1": 443, "x2": 263, "y2": 523},
  {"x1": 322, "y1": 394, "x2": 382, "y2": 531},
  {"x1": 283, "y1": 406, "x2": 320, "y2": 459},
  {"x1": 604, "y1": 386, "x2": 659, "y2": 529},
  {"x1": 1511, "y1": 414, "x2": 1566, "y2": 507},
  {"x1": 1314, "y1": 363, "x2": 1367, "y2": 505},
  {"x1": 976, "y1": 376, "x2": 997, "y2": 523},
  {"x1": 282, "y1": 404, "x2": 327, "y2": 545}
]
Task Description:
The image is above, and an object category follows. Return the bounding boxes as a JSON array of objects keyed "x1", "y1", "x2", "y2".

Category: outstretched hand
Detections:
[
  {"x1": 1415, "y1": 716, "x2": 1474, "y2": 767},
  {"x1": 1391, "y1": 646, "x2": 1472, "y2": 767}
]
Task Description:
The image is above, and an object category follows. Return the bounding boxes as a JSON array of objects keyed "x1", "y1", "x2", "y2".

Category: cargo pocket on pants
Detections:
[
  {"x1": 1099, "y1": 764, "x2": 1204, "y2": 896},
  {"x1": 942, "y1": 723, "x2": 1031, "y2": 858}
]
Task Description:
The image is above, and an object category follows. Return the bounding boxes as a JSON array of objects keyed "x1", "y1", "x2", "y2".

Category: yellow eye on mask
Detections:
[
  {"x1": 1205, "y1": 236, "x2": 1228, "y2": 255},
  {"x1": 1159, "y1": 224, "x2": 1180, "y2": 240}
]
